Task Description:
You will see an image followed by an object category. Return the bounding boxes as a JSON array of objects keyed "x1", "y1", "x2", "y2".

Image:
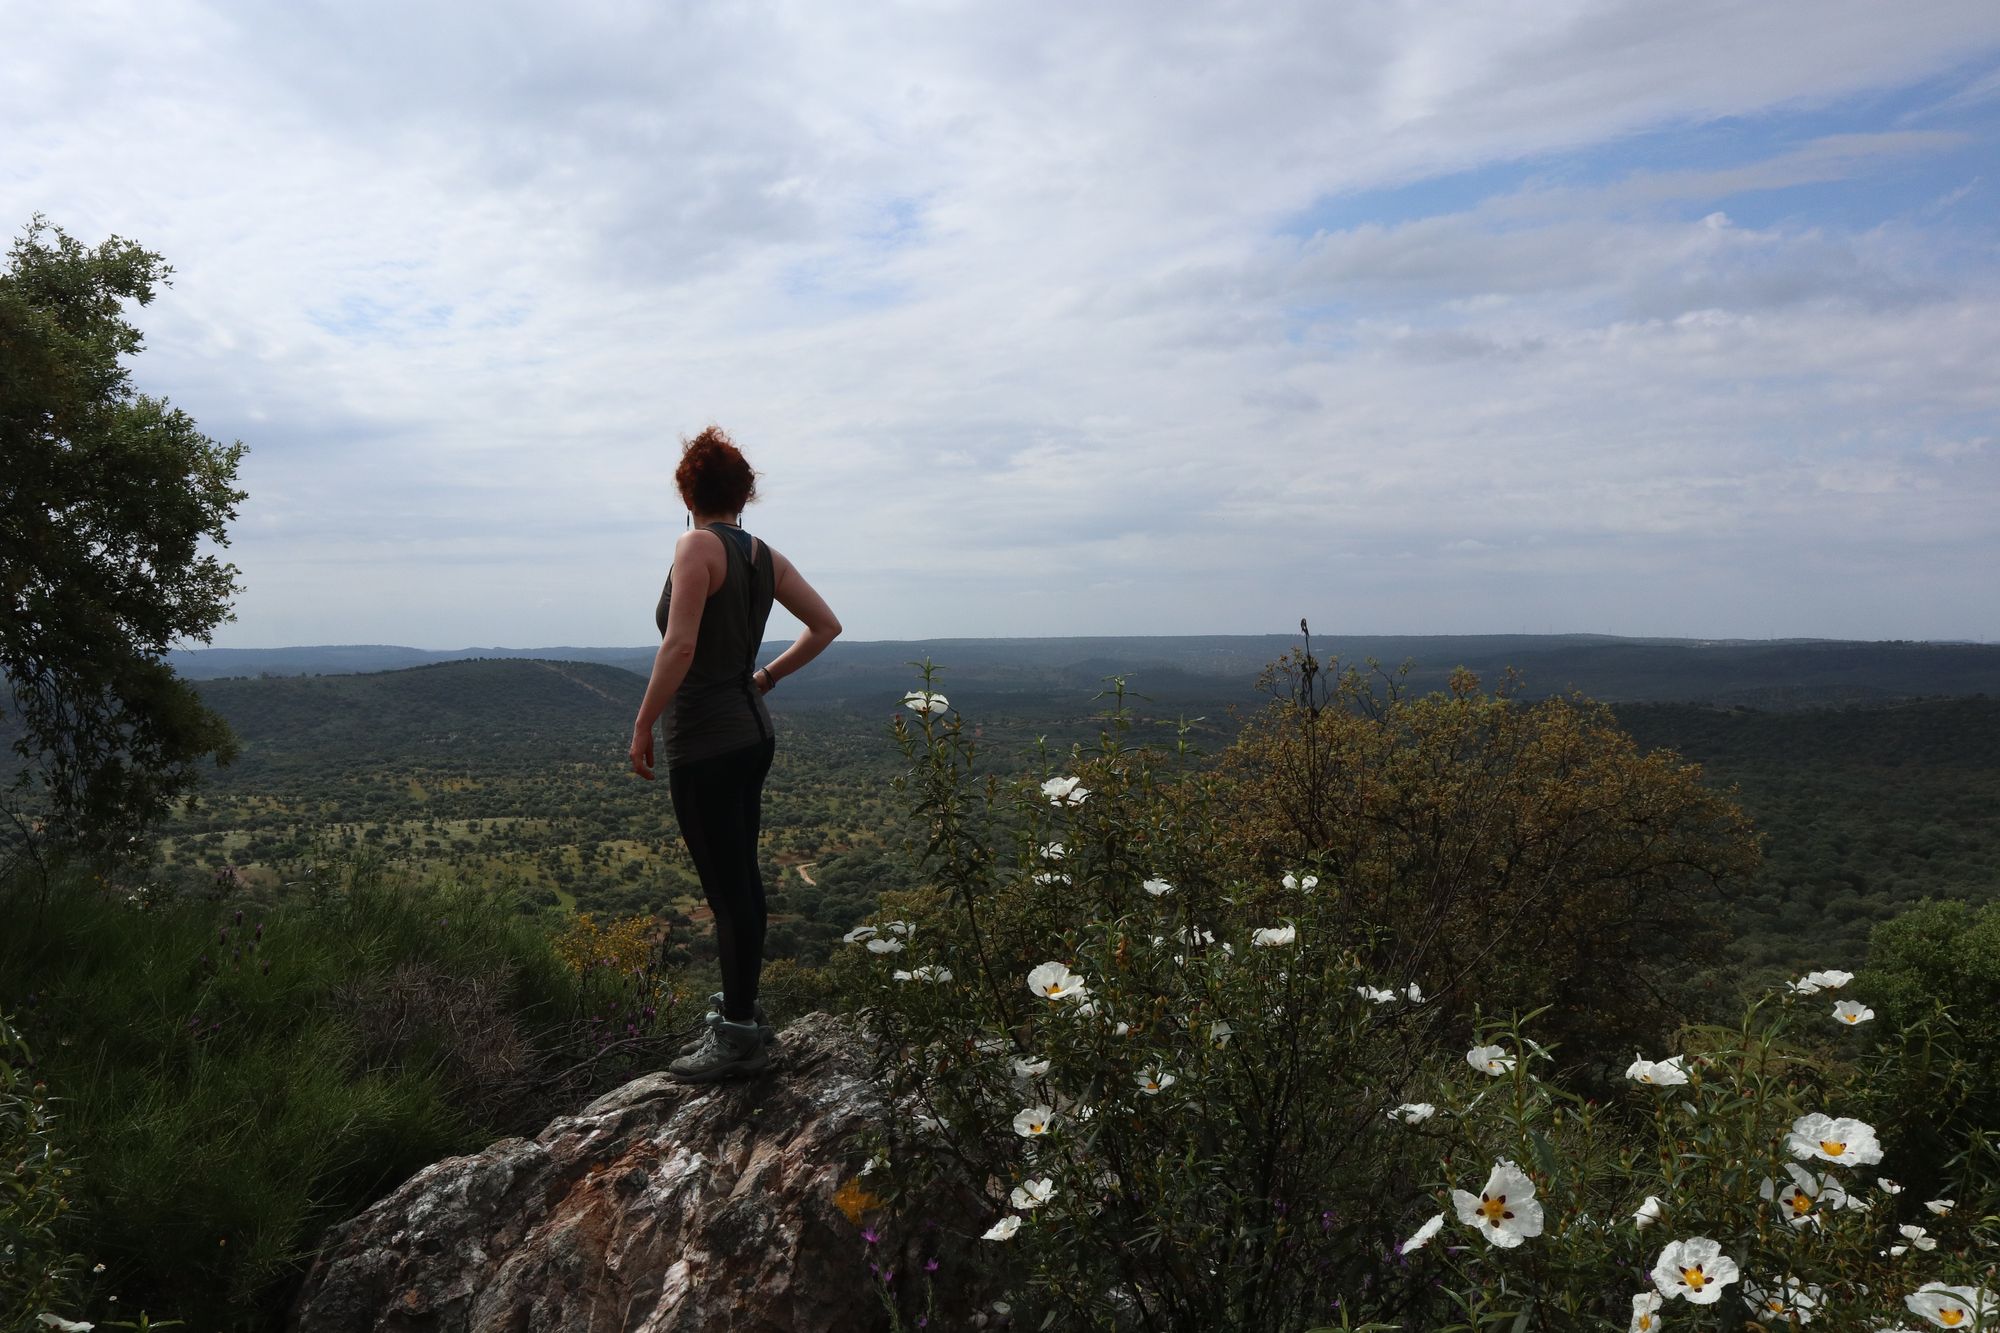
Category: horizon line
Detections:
[{"x1": 175, "y1": 631, "x2": 2000, "y2": 653}]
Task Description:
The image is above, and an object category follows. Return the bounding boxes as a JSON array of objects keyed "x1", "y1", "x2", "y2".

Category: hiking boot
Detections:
[
  {"x1": 669, "y1": 1018, "x2": 770, "y2": 1083},
  {"x1": 702, "y1": 991, "x2": 777, "y2": 1048}
]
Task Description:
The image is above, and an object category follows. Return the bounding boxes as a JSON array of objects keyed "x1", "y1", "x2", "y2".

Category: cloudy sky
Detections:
[{"x1": 8, "y1": 2, "x2": 1999, "y2": 648}]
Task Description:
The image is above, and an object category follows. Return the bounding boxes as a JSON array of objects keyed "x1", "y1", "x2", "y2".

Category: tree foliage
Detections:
[
  {"x1": 1, "y1": 216, "x2": 245, "y2": 857},
  {"x1": 1210, "y1": 640, "x2": 1763, "y2": 1063}
]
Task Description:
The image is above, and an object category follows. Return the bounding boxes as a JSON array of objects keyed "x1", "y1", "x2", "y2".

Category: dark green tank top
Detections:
[{"x1": 653, "y1": 524, "x2": 775, "y2": 765}]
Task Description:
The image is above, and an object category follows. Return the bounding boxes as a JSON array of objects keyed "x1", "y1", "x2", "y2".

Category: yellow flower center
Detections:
[
  {"x1": 1637, "y1": 1317, "x2": 1653, "y2": 1331},
  {"x1": 1819, "y1": 1139, "x2": 1847, "y2": 1156},
  {"x1": 1940, "y1": 1310, "x2": 1964, "y2": 1328},
  {"x1": 1681, "y1": 1265, "x2": 1708, "y2": 1290},
  {"x1": 1477, "y1": 1194, "x2": 1513, "y2": 1226},
  {"x1": 1788, "y1": 1192, "x2": 1813, "y2": 1216}
]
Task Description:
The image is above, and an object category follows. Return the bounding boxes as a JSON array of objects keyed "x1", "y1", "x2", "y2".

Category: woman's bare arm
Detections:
[
  {"x1": 757, "y1": 546, "x2": 841, "y2": 691},
  {"x1": 629, "y1": 530, "x2": 716, "y2": 779}
]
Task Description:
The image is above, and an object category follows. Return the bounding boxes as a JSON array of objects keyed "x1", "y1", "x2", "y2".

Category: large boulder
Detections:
[{"x1": 291, "y1": 1011, "x2": 983, "y2": 1333}]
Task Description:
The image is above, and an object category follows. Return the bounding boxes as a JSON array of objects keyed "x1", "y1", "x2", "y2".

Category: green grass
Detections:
[{"x1": 0, "y1": 856, "x2": 663, "y2": 1331}]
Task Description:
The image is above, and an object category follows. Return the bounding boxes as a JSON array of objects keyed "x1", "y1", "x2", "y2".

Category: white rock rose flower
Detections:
[
  {"x1": 1012, "y1": 1106, "x2": 1054, "y2": 1137},
  {"x1": 1011, "y1": 1055, "x2": 1051, "y2": 1078},
  {"x1": 1625, "y1": 1054, "x2": 1689, "y2": 1086},
  {"x1": 1467, "y1": 1044, "x2": 1516, "y2": 1076},
  {"x1": 1906, "y1": 1283, "x2": 1996, "y2": 1329},
  {"x1": 1926, "y1": 1198, "x2": 1955, "y2": 1216},
  {"x1": 1787, "y1": 1113, "x2": 1883, "y2": 1165},
  {"x1": 1251, "y1": 925, "x2": 1297, "y2": 947},
  {"x1": 1142, "y1": 878, "x2": 1173, "y2": 897},
  {"x1": 1355, "y1": 985, "x2": 1398, "y2": 1004},
  {"x1": 1387, "y1": 1102, "x2": 1437, "y2": 1124},
  {"x1": 1451, "y1": 1159, "x2": 1544, "y2": 1248},
  {"x1": 1010, "y1": 1178, "x2": 1057, "y2": 1210},
  {"x1": 1038, "y1": 843, "x2": 1066, "y2": 860},
  {"x1": 907, "y1": 965, "x2": 952, "y2": 982},
  {"x1": 1207, "y1": 1021, "x2": 1233, "y2": 1048},
  {"x1": 1890, "y1": 1223, "x2": 1937, "y2": 1255},
  {"x1": 1807, "y1": 968, "x2": 1854, "y2": 990},
  {"x1": 903, "y1": 690, "x2": 949, "y2": 714},
  {"x1": 1040, "y1": 775, "x2": 1090, "y2": 807},
  {"x1": 982, "y1": 1214, "x2": 1022, "y2": 1241},
  {"x1": 1135, "y1": 1066, "x2": 1176, "y2": 1095},
  {"x1": 1832, "y1": 999, "x2": 1875, "y2": 1026},
  {"x1": 1650, "y1": 1237, "x2": 1740, "y2": 1304},
  {"x1": 866, "y1": 937, "x2": 905, "y2": 954},
  {"x1": 1404, "y1": 982, "x2": 1424, "y2": 1003},
  {"x1": 1743, "y1": 1276, "x2": 1822, "y2": 1325},
  {"x1": 1761, "y1": 1162, "x2": 1848, "y2": 1226},
  {"x1": 1633, "y1": 1196, "x2": 1663, "y2": 1230},
  {"x1": 1026, "y1": 961, "x2": 1087, "y2": 1001},
  {"x1": 1282, "y1": 872, "x2": 1298, "y2": 891},
  {"x1": 842, "y1": 924, "x2": 878, "y2": 944},
  {"x1": 1401, "y1": 1212, "x2": 1445, "y2": 1254},
  {"x1": 1629, "y1": 1291, "x2": 1663, "y2": 1332}
]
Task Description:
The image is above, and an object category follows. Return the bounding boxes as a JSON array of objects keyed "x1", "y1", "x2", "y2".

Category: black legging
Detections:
[{"x1": 668, "y1": 737, "x2": 776, "y2": 1023}]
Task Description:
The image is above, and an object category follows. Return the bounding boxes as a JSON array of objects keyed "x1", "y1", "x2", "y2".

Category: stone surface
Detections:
[{"x1": 291, "y1": 1011, "x2": 940, "y2": 1333}]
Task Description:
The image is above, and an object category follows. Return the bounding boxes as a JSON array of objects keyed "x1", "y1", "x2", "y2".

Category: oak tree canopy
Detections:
[{"x1": 2, "y1": 216, "x2": 245, "y2": 857}]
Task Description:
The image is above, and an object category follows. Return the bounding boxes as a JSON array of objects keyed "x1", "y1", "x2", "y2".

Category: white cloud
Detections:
[{"x1": 4, "y1": 0, "x2": 1997, "y2": 645}]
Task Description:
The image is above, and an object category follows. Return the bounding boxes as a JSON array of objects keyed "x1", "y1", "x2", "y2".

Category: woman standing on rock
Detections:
[{"x1": 629, "y1": 426, "x2": 841, "y2": 1082}]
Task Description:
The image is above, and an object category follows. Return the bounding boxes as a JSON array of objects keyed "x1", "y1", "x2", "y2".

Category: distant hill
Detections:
[
  {"x1": 168, "y1": 634, "x2": 2000, "y2": 711},
  {"x1": 191, "y1": 659, "x2": 645, "y2": 780}
]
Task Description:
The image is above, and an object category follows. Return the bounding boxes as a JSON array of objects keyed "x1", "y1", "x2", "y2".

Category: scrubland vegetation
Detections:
[
  {"x1": 827, "y1": 653, "x2": 2000, "y2": 1331},
  {"x1": 5, "y1": 651, "x2": 1999, "y2": 1331}
]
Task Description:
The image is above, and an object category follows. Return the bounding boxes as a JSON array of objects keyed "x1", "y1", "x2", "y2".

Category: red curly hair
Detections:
[{"x1": 675, "y1": 425, "x2": 758, "y2": 515}]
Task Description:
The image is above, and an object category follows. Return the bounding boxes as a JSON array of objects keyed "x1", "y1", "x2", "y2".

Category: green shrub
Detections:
[
  {"x1": 1, "y1": 1010, "x2": 83, "y2": 1333},
  {"x1": 833, "y1": 667, "x2": 1999, "y2": 1332},
  {"x1": 0, "y1": 853, "x2": 693, "y2": 1330},
  {"x1": 1850, "y1": 899, "x2": 2000, "y2": 1208}
]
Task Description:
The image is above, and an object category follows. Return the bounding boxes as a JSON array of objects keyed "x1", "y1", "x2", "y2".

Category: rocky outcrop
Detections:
[{"x1": 291, "y1": 1012, "x2": 987, "y2": 1333}]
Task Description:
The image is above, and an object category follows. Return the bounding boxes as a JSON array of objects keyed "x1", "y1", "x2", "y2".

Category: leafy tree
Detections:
[
  {"x1": 1210, "y1": 640, "x2": 1762, "y2": 1062},
  {"x1": 1, "y1": 216, "x2": 245, "y2": 859}
]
